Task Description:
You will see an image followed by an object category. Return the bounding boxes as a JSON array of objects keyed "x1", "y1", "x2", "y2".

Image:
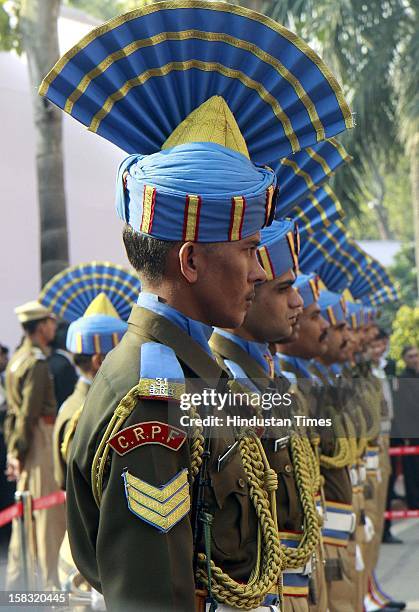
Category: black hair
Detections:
[
  {"x1": 0, "y1": 344, "x2": 8, "y2": 355},
  {"x1": 73, "y1": 353, "x2": 93, "y2": 373},
  {"x1": 50, "y1": 322, "x2": 70, "y2": 350},
  {"x1": 122, "y1": 224, "x2": 179, "y2": 283},
  {"x1": 375, "y1": 328, "x2": 389, "y2": 340},
  {"x1": 22, "y1": 317, "x2": 49, "y2": 335}
]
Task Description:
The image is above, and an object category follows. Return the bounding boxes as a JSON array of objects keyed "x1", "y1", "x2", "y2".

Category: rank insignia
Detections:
[
  {"x1": 122, "y1": 468, "x2": 190, "y2": 533},
  {"x1": 108, "y1": 421, "x2": 187, "y2": 456}
]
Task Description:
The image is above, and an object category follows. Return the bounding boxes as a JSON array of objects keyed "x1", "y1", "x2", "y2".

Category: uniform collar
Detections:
[
  {"x1": 22, "y1": 337, "x2": 48, "y2": 356},
  {"x1": 127, "y1": 305, "x2": 222, "y2": 384},
  {"x1": 213, "y1": 329, "x2": 273, "y2": 376},
  {"x1": 137, "y1": 293, "x2": 213, "y2": 355},
  {"x1": 277, "y1": 354, "x2": 310, "y2": 378}
]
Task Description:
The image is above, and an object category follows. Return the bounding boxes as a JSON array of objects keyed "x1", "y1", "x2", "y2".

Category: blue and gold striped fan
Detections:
[
  {"x1": 292, "y1": 185, "x2": 344, "y2": 239},
  {"x1": 39, "y1": 261, "x2": 141, "y2": 322},
  {"x1": 276, "y1": 138, "x2": 351, "y2": 216},
  {"x1": 299, "y1": 224, "x2": 354, "y2": 290},
  {"x1": 361, "y1": 285, "x2": 399, "y2": 306},
  {"x1": 39, "y1": 1, "x2": 353, "y2": 166}
]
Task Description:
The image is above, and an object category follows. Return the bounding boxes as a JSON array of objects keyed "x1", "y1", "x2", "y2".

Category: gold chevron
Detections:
[{"x1": 123, "y1": 469, "x2": 190, "y2": 532}]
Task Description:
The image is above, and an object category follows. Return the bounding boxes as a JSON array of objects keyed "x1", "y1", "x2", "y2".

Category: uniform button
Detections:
[
  {"x1": 284, "y1": 464, "x2": 292, "y2": 473},
  {"x1": 238, "y1": 478, "x2": 246, "y2": 488}
]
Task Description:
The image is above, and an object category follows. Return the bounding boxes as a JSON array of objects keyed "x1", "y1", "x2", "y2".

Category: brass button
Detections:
[
  {"x1": 284, "y1": 464, "x2": 292, "y2": 474},
  {"x1": 238, "y1": 478, "x2": 246, "y2": 488}
]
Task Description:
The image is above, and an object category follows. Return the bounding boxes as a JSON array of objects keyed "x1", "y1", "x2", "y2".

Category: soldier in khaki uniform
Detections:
[
  {"x1": 39, "y1": 262, "x2": 140, "y2": 605},
  {"x1": 307, "y1": 291, "x2": 357, "y2": 612},
  {"x1": 210, "y1": 221, "x2": 320, "y2": 612},
  {"x1": 39, "y1": 2, "x2": 353, "y2": 608},
  {"x1": 4, "y1": 301, "x2": 66, "y2": 589},
  {"x1": 276, "y1": 272, "x2": 331, "y2": 612}
]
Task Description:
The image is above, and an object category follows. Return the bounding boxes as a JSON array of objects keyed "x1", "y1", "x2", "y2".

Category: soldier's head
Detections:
[
  {"x1": 22, "y1": 317, "x2": 57, "y2": 345},
  {"x1": 116, "y1": 97, "x2": 282, "y2": 330},
  {"x1": 15, "y1": 301, "x2": 57, "y2": 347},
  {"x1": 402, "y1": 345, "x2": 419, "y2": 372},
  {"x1": 73, "y1": 353, "x2": 104, "y2": 377},
  {"x1": 230, "y1": 220, "x2": 303, "y2": 342},
  {"x1": 122, "y1": 228, "x2": 267, "y2": 330},
  {"x1": 369, "y1": 329, "x2": 388, "y2": 364},
  {"x1": 317, "y1": 290, "x2": 349, "y2": 364},
  {"x1": 278, "y1": 274, "x2": 330, "y2": 359}
]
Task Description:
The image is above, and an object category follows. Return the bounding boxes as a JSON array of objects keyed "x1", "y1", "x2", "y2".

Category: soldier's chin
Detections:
[{"x1": 212, "y1": 309, "x2": 247, "y2": 330}]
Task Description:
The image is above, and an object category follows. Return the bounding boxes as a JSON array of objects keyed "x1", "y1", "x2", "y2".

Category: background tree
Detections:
[
  {"x1": 1, "y1": 0, "x2": 69, "y2": 285},
  {"x1": 389, "y1": 304, "x2": 419, "y2": 370},
  {"x1": 263, "y1": 0, "x2": 418, "y2": 299}
]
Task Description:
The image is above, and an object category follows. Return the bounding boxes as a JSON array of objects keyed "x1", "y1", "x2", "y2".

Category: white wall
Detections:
[{"x1": 0, "y1": 8, "x2": 129, "y2": 351}]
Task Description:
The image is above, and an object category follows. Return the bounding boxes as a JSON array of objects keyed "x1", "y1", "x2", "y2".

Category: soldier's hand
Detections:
[{"x1": 5, "y1": 454, "x2": 21, "y2": 481}]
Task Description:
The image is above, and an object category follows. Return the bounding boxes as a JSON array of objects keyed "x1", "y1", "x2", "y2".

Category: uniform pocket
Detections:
[{"x1": 210, "y1": 450, "x2": 256, "y2": 556}]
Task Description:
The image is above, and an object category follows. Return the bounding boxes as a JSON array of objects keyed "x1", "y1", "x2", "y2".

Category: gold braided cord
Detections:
[
  {"x1": 61, "y1": 405, "x2": 84, "y2": 462},
  {"x1": 353, "y1": 405, "x2": 368, "y2": 459},
  {"x1": 306, "y1": 436, "x2": 322, "y2": 494},
  {"x1": 281, "y1": 435, "x2": 320, "y2": 569},
  {"x1": 341, "y1": 412, "x2": 358, "y2": 466},
  {"x1": 195, "y1": 432, "x2": 284, "y2": 610},
  {"x1": 91, "y1": 383, "x2": 143, "y2": 506},
  {"x1": 358, "y1": 382, "x2": 381, "y2": 442},
  {"x1": 92, "y1": 385, "x2": 283, "y2": 609},
  {"x1": 319, "y1": 411, "x2": 352, "y2": 469}
]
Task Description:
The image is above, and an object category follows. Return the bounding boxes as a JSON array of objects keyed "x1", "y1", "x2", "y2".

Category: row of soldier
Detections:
[{"x1": 2, "y1": 1, "x2": 406, "y2": 611}]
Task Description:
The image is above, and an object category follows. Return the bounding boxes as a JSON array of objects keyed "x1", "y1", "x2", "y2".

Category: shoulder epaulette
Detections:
[
  {"x1": 137, "y1": 342, "x2": 185, "y2": 402},
  {"x1": 224, "y1": 359, "x2": 260, "y2": 394}
]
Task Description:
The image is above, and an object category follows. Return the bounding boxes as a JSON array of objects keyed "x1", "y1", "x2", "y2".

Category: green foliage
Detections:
[
  {"x1": 378, "y1": 243, "x2": 417, "y2": 333},
  {"x1": 63, "y1": 0, "x2": 154, "y2": 21},
  {"x1": 389, "y1": 304, "x2": 419, "y2": 369},
  {"x1": 389, "y1": 243, "x2": 417, "y2": 306},
  {"x1": 0, "y1": 0, "x2": 21, "y2": 53},
  {"x1": 347, "y1": 156, "x2": 413, "y2": 241}
]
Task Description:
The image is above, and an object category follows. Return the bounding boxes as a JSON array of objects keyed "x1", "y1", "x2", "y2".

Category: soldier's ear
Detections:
[{"x1": 178, "y1": 242, "x2": 198, "y2": 284}]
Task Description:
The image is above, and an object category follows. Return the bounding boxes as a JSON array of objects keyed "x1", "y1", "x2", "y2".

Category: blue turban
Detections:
[{"x1": 116, "y1": 143, "x2": 277, "y2": 242}]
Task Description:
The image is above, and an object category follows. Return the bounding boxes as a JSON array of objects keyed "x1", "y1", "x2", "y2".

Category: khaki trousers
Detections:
[
  {"x1": 325, "y1": 543, "x2": 356, "y2": 612},
  {"x1": 6, "y1": 421, "x2": 66, "y2": 590},
  {"x1": 283, "y1": 596, "x2": 309, "y2": 612},
  {"x1": 308, "y1": 542, "x2": 328, "y2": 612}
]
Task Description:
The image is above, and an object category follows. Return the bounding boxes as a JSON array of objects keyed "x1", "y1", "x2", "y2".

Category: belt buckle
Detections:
[{"x1": 274, "y1": 435, "x2": 290, "y2": 452}]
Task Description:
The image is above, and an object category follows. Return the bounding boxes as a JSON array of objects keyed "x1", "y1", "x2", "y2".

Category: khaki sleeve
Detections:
[
  {"x1": 66, "y1": 371, "x2": 196, "y2": 612},
  {"x1": 12, "y1": 360, "x2": 51, "y2": 462}
]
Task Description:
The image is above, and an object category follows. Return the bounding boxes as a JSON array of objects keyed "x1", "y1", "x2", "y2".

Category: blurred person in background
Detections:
[
  {"x1": 47, "y1": 321, "x2": 77, "y2": 411},
  {"x1": 396, "y1": 346, "x2": 419, "y2": 511},
  {"x1": 0, "y1": 344, "x2": 15, "y2": 555},
  {"x1": 4, "y1": 302, "x2": 65, "y2": 589}
]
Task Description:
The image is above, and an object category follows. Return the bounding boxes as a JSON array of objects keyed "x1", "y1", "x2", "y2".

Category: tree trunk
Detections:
[
  {"x1": 20, "y1": 0, "x2": 69, "y2": 286},
  {"x1": 370, "y1": 159, "x2": 391, "y2": 240},
  {"x1": 409, "y1": 133, "x2": 419, "y2": 301}
]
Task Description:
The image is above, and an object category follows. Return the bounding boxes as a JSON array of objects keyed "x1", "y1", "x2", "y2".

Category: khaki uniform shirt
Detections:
[
  {"x1": 53, "y1": 378, "x2": 91, "y2": 490},
  {"x1": 5, "y1": 338, "x2": 56, "y2": 462},
  {"x1": 66, "y1": 306, "x2": 260, "y2": 611},
  {"x1": 209, "y1": 332, "x2": 304, "y2": 531}
]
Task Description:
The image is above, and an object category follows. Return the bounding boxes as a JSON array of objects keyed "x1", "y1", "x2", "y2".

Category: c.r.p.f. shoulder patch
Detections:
[
  {"x1": 108, "y1": 421, "x2": 186, "y2": 456},
  {"x1": 122, "y1": 468, "x2": 190, "y2": 533}
]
